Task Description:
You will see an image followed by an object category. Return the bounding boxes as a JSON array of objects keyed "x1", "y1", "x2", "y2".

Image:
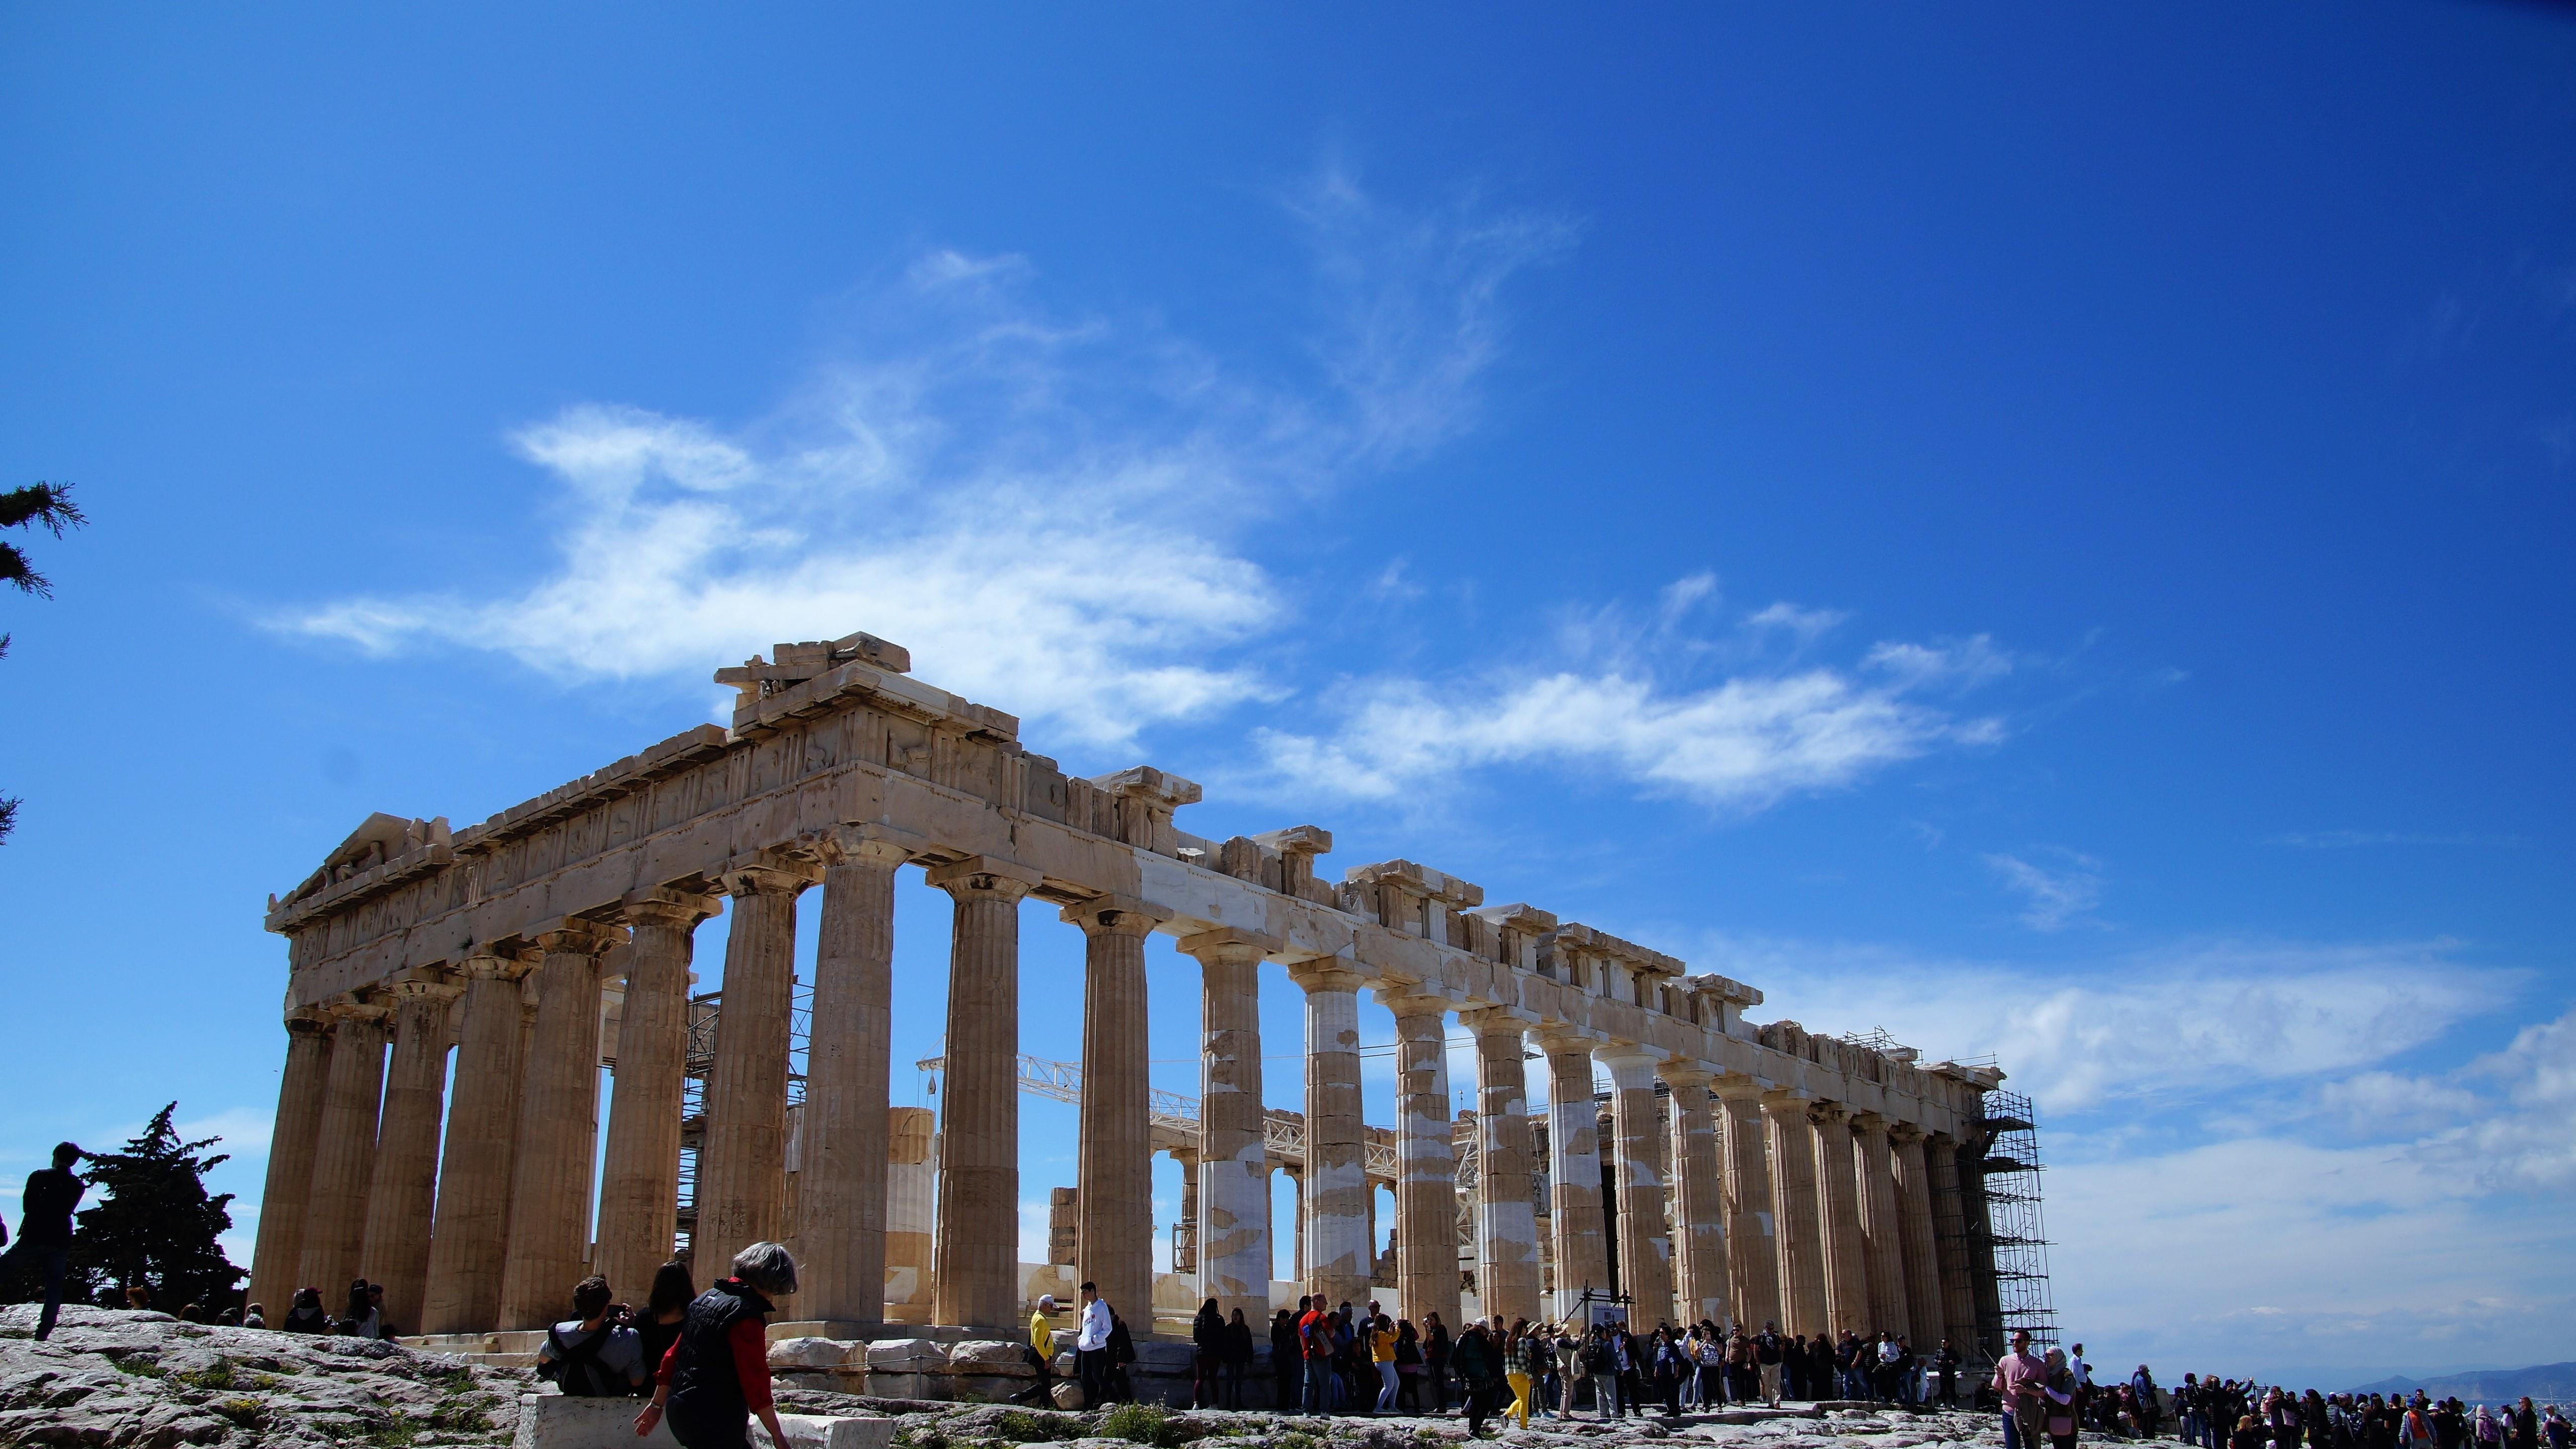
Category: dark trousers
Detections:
[
  {"x1": 1078, "y1": 1348, "x2": 1108, "y2": 1408},
  {"x1": 0, "y1": 1244, "x2": 69, "y2": 1341},
  {"x1": 1304, "y1": 1357, "x2": 1332, "y2": 1415}
]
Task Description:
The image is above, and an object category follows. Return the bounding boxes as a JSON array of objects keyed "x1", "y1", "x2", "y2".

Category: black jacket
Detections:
[{"x1": 667, "y1": 1279, "x2": 774, "y2": 1426}]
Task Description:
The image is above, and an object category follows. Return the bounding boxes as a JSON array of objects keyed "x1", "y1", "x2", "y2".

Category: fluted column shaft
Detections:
[
  {"x1": 1466, "y1": 1012, "x2": 1539, "y2": 1322},
  {"x1": 597, "y1": 892, "x2": 717, "y2": 1306},
  {"x1": 500, "y1": 926, "x2": 621, "y2": 1328},
  {"x1": 1761, "y1": 1092, "x2": 1828, "y2": 1337},
  {"x1": 360, "y1": 976, "x2": 461, "y2": 1333},
  {"x1": 1925, "y1": 1132, "x2": 1979, "y2": 1348},
  {"x1": 423, "y1": 952, "x2": 536, "y2": 1333},
  {"x1": 1810, "y1": 1103, "x2": 1870, "y2": 1335},
  {"x1": 1291, "y1": 960, "x2": 1371, "y2": 1308},
  {"x1": 1383, "y1": 994, "x2": 1460, "y2": 1332},
  {"x1": 1541, "y1": 1042, "x2": 1608, "y2": 1318},
  {"x1": 1889, "y1": 1124, "x2": 1947, "y2": 1349},
  {"x1": 1600, "y1": 1050, "x2": 1673, "y2": 1326},
  {"x1": 1182, "y1": 930, "x2": 1271, "y2": 1325},
  {"x1": 1717, "y1": 1086, "x2": 1781, "y2": 1333},
  {"x1": 249, "y1": 1014, "x2": 334, "y2": 1319},
  {"x1": 1853, "y1": 1114, "x2": 1910, "y2": 1338},
  {"x1": 928, "y1": 856, "x2": 1038, "y2": 1332},
  {"x1": 797, "y1": 845, "x2": 905, "y2": 1326},
  {"x1": 1661, "y1": 1068, "x2": 1729, "y2": 1328},
  {"x1": 695, "y1": 866, "x2": 811, "y2": 1281},
  {"x1": 1070, "y1": 896, "x2": 1165, "y2": 1327},
  {"x1": 298, "y1": 1003, "x2": 389, "y2": 1293}
]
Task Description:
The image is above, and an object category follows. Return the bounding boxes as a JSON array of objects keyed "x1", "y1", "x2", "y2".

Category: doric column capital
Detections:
[
  {"x1": 618, "y1": 887, "x2": 722, "y2": 929},
  {"x1": 1846, "y1": 1109, "x2": 1888, "y2": 1137},
  {"x1": 1884, "y1": 1120, "x2": 1924, "y2": 1146},
  {"x1": 285, "y1": 1007, "x2": 334, "y2": 1036},
  {"x1": 460, "y1": 945, "x2": 542, "y2": 981},
  {"x1": 1924, "y1": 1129, "x2": 1957, "y2": 1150},
  {"x1": 1532, "y1": 1027, "x2": 1605, "y2": 1056},
  {"x1": 1175, "y1": 926, "x2": 1280, "y2": 965},
  {"x1": 1285, "y1": 956, "x2": 1365, "y2": 995},
  {"x1": 1371, "y1": 986, "x2": 1454, "y2": 1024},
  {"x1": 385, "y1": 967, "x2": 465, "y2": 1005},
  {"x1": 721, "y1": 858, "x2": 824, "y2": 898},
  {"x1": 1061, "y1": 893, "x2": 1172, "y2": 937},
  {"x1": 1758, "y1": 1087, "x2": 1811, "y2": 1112},
  {"x1": 1712, "y1": 1073, "x2": 1770, "y2": 1102},
  {"x1": 532, "y1": 923, "x2": 625, "y2": 958},
  {"x1": 1807, "y1": 1100, "x2": 1850, "y2": 1128},
  {"x1": 1457, "y1": 1004, "x2": 1534, "y2": 1037},
  {"x1": 922, "y1": 854, "x2": 1042, "y2": 902},
  {"x1": 1593, "y1": 1042, "x2": 1668, "y2": 1069},
  {"x1": 324, "y1": 994, "x2": 392, "y2": 1026},
  {"x1": 813, "y1": 822, "x2": 925, "y2": 869},
  {"x1": 1657, "y1": 1064, "x2": 1716, "y2": 1093}
]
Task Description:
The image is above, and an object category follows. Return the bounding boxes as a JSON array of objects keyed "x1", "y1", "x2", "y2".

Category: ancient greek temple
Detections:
[{"x1": 248, "y1": 630, "x2": 2019, "y2": 1362}]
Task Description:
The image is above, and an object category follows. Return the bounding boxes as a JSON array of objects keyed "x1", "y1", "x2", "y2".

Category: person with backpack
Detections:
[
  {"x1": 635, "y1": 1241, "x2": 797, "y2": 1449},
  {"x1": 537, "y1": 1275, "x2": 647, "y2": 1397},
  {"x1": 1273, "y1": 1306, "x2": 1305, "y2": 1412},
  {"x1": 1453, "y1": 1318, "x2": 1501, "y2": 1436}
]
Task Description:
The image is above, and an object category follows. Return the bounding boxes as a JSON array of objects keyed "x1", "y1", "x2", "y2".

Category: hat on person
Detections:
[{"x1": 1037, "y1": 1295, "x2": 1058, "y2": 1311}]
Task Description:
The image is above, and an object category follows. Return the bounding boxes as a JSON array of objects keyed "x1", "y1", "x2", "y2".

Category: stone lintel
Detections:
[
  {"x1": 1248, "y1": 824, "x2": 1332, "y2": 858},
  {"x1": 1466, "y1": 901, "x2": 1557, "y2": 933},
  {"x1": 1085, "y1": 765, "x2": 1203, "y2": 809}
]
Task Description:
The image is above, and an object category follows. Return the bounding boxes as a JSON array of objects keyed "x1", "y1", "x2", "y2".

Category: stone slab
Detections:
[{"x1": 516, "y1": 1394, "x2": 895, "y2": 1449}]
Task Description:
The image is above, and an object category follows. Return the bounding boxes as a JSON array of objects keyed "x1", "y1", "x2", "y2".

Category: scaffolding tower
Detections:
[
  {"x1": 1966, "y1": 1086, "x2": 2059, "y2": 1352},
  {"x1": 674, "y1": 982, "x2": 812, "y2": 1257}
]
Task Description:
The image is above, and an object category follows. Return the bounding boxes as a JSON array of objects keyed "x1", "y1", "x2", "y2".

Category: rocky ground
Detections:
[{"x1": 0, "y1": 1306, "x2": 2012, "y2": 1449}]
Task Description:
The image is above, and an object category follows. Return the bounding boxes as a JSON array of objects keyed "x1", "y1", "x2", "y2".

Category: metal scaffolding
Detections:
[
  {"x1": 674, "y1": 982, "x2": 812, "y2": 1256},
  {"x1": 1969, "y1": 1087, "x2": 2059, "y2": 1350}
]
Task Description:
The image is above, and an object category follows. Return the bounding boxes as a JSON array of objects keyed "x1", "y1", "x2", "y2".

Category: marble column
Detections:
[
  {"x1": 422, "y1": 949, "x2": 537, "y2": 1334},
  {"x1": 1809, "y1": 1102, "x2": 1870, "y2": 1335},
  {"x1": 1599, "y1": 1049, "x2": 1673, "y2": 1327},
  {"x1": 249, "y1": 1012, "x2": 334, "y2": 1320},
  {"x1": 1852, "y1": 1113, "x2": 1911, "y2": 1338},
  {"x1": 1381, "y1": 992, "x2": 1460, "y2": 1332},
  {"x1": 359, "y1": 972, "x2": 462, "y2": 1333},
  {"x1": 1464, "y1": 1010, "x2": 1540, "y2": 1323},
  {"x1": 1068, "y1": 895, "x2": 1166, "y2": 1329},
  {"x1": 1660, "y1": 1066, "x2": 1729, "y2": 1329},
  {"x1": 797, "y1": 838, "x2": 908, "y2": 1327},
  {"x1": 1291, "y1": 1170, "x2": 1305, "y2": 1281},
  {"x1": 1180, "y1": 929, "x2": 1273, "y2": 1325},
  {"x1": 1539, "y1": 1039, "x2": 1609, "y2": 1319},
  {"x1": 926, "y1": 856, "x2": 1040, "y2": 1332},
  {"x1": 1174, "y1": 1151, "x2": 1200, "y2": 1273},
  {"x1": 1717, "y1": 1083, "x2": 1782, "y2": 1333},
  {"x1": 298, "y1": 1000, "x2": 390, "y2": 1294},
  {"x1": 596, "y1": 890, "x2": 718, "y2": 1307},
  {"x1": 1888, "y1": 1123, "x2": 1947, "y2": 1350},
  {"x1": 694, "y1": 864, "x2": 813, "y2": 1283},
  {"x1": 1289, "y1": 958, "x2": 1370, "y2": 1309},
  {"x1": 1925, "y1": 1132, "x2": 1979, "y2": 1348},
  {"x1": 1761, "y1": 1091, "x2": 1828, "y2": 1338},
  {"x1": 499, "y1": 925, "x2": 622, "y2": 1328}
]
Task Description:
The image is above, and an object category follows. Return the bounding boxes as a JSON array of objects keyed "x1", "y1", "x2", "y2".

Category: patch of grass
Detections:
[
  {"x1": 1098, "y1": 1403, "x2": 1185, "y2": 1448},
  {"x1": 210, "y1": 1397, "x2": 267, "y2": 1429},
  {"x1": 173, "y1": 1357, "x2": 236, "y2": 1390},
  {"x1": 424, "y1": 1401, "x2": 494, "y2": 1433},
  {"x1": 989, "y1": 1408, "x2": 1071, "y2": 1442},
  {"x1": 105, "y1": 1354, "x2": 167, "y2": 1379},
  {"x1": 1275, "y1": 1431, "x2": 1321, "y2": 1449},
  {"x1": 897, "y1": 1429, "x2": 953, "y2": 1449}
]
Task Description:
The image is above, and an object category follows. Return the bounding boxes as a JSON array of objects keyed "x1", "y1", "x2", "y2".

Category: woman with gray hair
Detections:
[{"x1": 635, "y1": 1243, "x2": 798, "y2": 1448}]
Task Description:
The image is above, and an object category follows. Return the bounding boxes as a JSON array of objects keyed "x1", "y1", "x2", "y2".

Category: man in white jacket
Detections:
[{"x1": 1076, "y1": 1281, "x2": 1113, "y2": 1407}]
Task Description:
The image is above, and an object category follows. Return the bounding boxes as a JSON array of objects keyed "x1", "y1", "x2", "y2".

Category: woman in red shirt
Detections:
[{"x1": 635, "y1": 1242, "x2": 798, "y2": 1449}]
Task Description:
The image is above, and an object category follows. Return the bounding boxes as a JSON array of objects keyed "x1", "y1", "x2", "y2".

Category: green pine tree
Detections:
[
  {"x1": 67, "y1": 1104, "x2": 246, "y2": 1314},
  {"x1": 1, "y1": 480, "x2": 89, "y2": 843}
]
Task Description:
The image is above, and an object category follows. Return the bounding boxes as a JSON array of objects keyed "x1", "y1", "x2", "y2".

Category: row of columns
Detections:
[{"x1": 253, "y1": 846, "x2": 1975, "y2": 1346}]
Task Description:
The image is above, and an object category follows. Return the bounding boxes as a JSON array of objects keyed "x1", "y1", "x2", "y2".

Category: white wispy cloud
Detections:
[
  {"x1": 1984, "y1": 849, "x2": 2107, "y2": 931},
  {"x1": 1716, "y1": 934, "x2": 2518, "y2": 1113},
  {"x1": 2266, "y1": 831, "x2": 2524, "y2": 849},
  {"x1": 274, "y1": 173, "x2": 1573, "y2": 752},
  {"x1": 1256, "y1": 662, "x2": 2002, "y2": 812}
]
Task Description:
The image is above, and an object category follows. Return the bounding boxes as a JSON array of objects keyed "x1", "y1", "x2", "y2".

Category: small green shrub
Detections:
[
  {"x1": 210, "y1": 1397, "x2": 267, "y2": 1429},
  {"x1": 990, "y1": 1408, "x2": 1071, "y2": 1442},
  {"x1": 173, "y1": 1357, "x2": 235, "y2": 1390},
  {"x1": 1097, "y1": 1402, "x2": 1184, "y2": 1448}
]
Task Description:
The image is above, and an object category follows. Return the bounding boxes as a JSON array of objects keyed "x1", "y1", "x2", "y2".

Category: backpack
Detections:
[{"x1": 541, "y1": 1324, "x2": 617, "y2": 1397}]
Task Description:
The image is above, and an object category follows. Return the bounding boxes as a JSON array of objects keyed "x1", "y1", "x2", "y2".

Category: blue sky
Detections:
[{"x1": 4, "y1": 5, "x2": 2571, "y2": 1387}]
